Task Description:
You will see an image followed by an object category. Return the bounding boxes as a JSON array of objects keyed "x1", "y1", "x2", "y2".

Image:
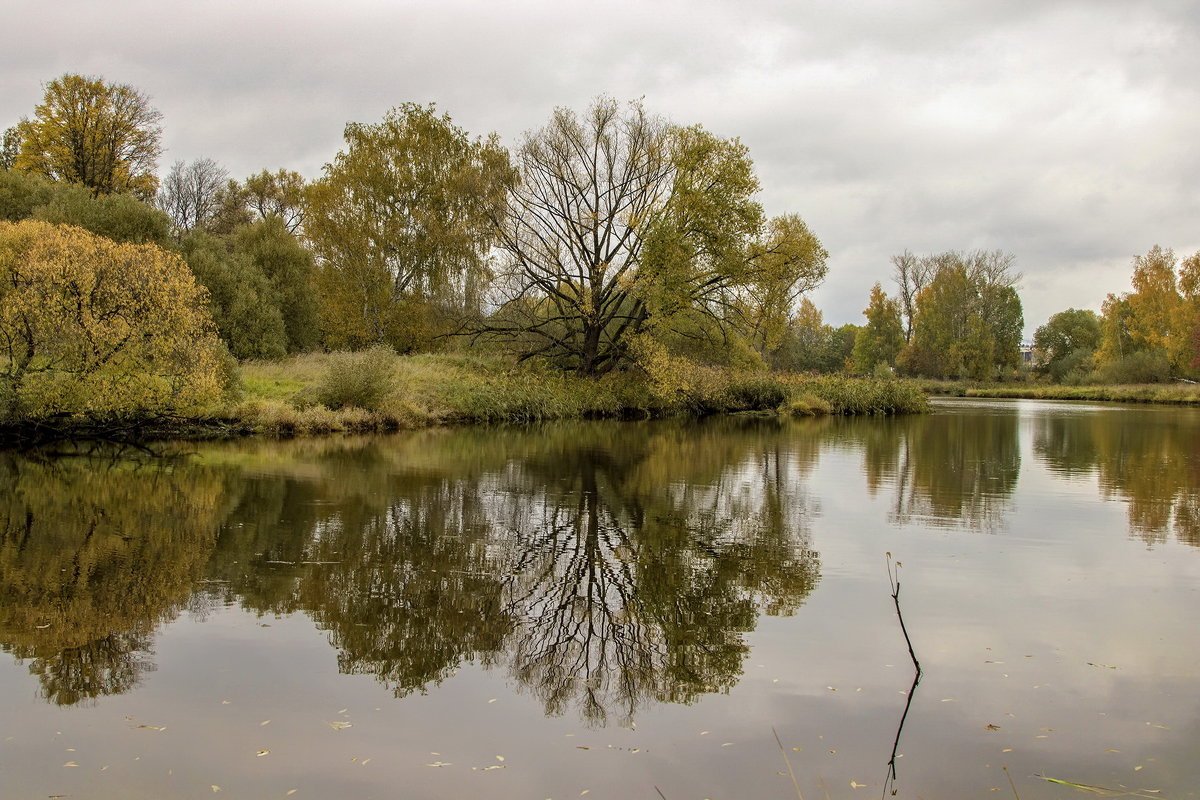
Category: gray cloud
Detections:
[{"x1": 3, "y1": 0, "x2": 1197, "y2": 335}]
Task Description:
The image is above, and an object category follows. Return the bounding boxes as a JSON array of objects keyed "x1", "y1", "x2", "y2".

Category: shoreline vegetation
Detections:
[
  {"x1": 916, "y1": 378, "x2": 1200, "y2": 405},
  {"x1": 0, "y1": 353, "x2": 930, "y2": 447}
]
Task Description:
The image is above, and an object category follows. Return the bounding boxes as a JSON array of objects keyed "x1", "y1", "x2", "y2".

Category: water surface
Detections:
[{"x1": 1, "y1": 399, "x2": 1197, "y2": 798}]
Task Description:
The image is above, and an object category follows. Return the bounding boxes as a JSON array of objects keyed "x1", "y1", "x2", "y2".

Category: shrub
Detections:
[
  {"x1": 313, "y1": 346, "x2": 397, "y2": 410},
  {"x1": 1096, "y1": 349, "x2": 1171, "y2": 384},
  {"x1": 0, "y1": 220, "x2": 231, "y2": 423}
]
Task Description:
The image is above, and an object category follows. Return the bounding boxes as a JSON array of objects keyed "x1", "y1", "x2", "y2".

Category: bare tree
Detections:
[
  {"x1": 477, "y1": 97, "x2": 827, "y2": 375},
  {"x1": 157, "y1": 158, "x2": 229, "y2": 236}
]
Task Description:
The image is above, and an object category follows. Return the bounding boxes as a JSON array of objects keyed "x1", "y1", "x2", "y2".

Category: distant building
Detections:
[{"x1": 1019, "y1": 343, "x2": 1036, "y2": 365}]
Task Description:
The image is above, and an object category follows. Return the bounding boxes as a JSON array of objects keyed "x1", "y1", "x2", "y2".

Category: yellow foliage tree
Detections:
[
  {"x1": 13, "y1": 74, "x2": 164, "y2": 201},
  {"x1": 0, "y1": 220, "x2": 230, "y2": 422}
]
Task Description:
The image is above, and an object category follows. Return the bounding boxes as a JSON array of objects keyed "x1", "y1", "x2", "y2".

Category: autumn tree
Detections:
[
  {"x1": 0, "y1": 220, "x2": 230, "y2": 423},
  {"x1": 1096, "y1": 245, "x2": 1200, "y2": 380},
  {"x1": 242, "y1": 168, "x2": 306, "y2": 234},
  {"x1": 12, "y1": 74, "x2": 163, "y2": 200},
  {"x1": 897, "y1": 250, "x2": 1023, "y2": 380},
  {"x1": 852, "y1": 282, "x2": 904, "y2": 373},
  {"x1": 479, "y1": 98, "x2": 827, "y2": 376},
  {"x1": 157, "y1": 158, "x2": 229, "y2": 237},
  {"x1": 306, "y1": 103, "x2": 511, "y2": 351}
]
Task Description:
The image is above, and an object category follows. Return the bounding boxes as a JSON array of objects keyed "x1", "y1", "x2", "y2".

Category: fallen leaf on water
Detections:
[
  {"x1": 488, "y1": 698, "x2": 497, "y2": 704},
  {"x1": 1002, "y1": 749, "x2": 1013, "y2": 753},
  {"x1": 850, "y1": 780, "x2": 867, "y2": 788},
  {"x1": 576, "y1": 746, "x2": 590, "y2": 750},
  {"x1": 496, "y1": 756, "x2": 505, "y2": 762},
  {"x1": 337, "y1": 709, "x2": 348, "y2": 714},
  {"x1": 699, "y1": 731, "x2": 710, "y2": 736},
  {"x1": 135, "y1": 725, "x2": 166, "y2": 731},
  {"x1": 1087, "y1": 663, "x2": 1117, "y2": 670},
  {"x1": 260, "y1": 720, "x2": 270, "y2": 726},
  {"x1": 327, "y1": 721, "x2": 352, "y2": 731},
  {"x1": 63, "y1": 761, "x2": 78, "y2": 767},
  {"x1": 211, "y1": 786, "x2": 221, "y2": 793},
  {"x1": 257, "y1": 749, "x2": 270, "y2": 757},
  {"x1": 1106, "y1": 749, "x2": 1120, "y2": 753},
  {"x1": 791, "y1": 747, "x2": 802, "y2": 752},
  {"x1": 286, "y1": 790, "x2": 297, "y2": 796},
  {"x1": 361, "y1": 759, "x2": 371, "y2": 766},
  {"x1": 985, "y1": 724, "x2": 1001, "y2": 731},
  {"x1": 425, "y1": 761, "x2": 452, "y2": 767},
  {"x1": 221, "y1": 700, "x2": 231, "y2": 705},
  {"x1": 1135, "y1": 766, "x2": 1144, "y2": 771},
  {"x1": 581, "y1": 791, "x2": 591, "y2": 796},
  {"x1": 721, "y1": 742, "x2": 734, "y2": 747}
]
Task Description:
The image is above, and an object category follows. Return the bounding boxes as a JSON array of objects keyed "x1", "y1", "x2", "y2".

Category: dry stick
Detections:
[
  {"x1": 1003, "y1": 765, "x2": 1021, "y2": 800},
  {"x1": 773, "y1": 726, "x2": 805, "y2": 800},
  {"x1": 883, "y1": 554, "x2": 923, "y2": 799}
]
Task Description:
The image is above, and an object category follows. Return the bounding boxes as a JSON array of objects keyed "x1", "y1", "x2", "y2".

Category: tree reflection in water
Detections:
[
  {"x1": 1034, "y1": 408, "x2": 1200, "y2": 547},
  {"x1": 0, "y1": 448, "x2": 227, "y2": 704},
  {"x1": 208, "y1": 420, "x2": 822, "y2": 725}
]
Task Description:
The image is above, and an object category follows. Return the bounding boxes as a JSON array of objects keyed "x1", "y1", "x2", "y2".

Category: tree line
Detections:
[{"x1": 3, "y1": 72, "x2": 1192, "y2": 425}]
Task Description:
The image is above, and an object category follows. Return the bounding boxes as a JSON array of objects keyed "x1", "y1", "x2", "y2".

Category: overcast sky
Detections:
[{"x1": 4, "y1": 0, "x2": 1198, "y2": 335}]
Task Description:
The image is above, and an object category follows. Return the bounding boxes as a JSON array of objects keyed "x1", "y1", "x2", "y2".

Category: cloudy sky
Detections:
[{"x1": 4, "y1": 0, "x2": 1198, "y2": 335}]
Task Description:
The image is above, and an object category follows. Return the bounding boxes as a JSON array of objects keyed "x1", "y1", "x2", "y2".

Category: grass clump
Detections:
[{"x1": 312, "y1": 346, "x2": 397, "y2": 411}]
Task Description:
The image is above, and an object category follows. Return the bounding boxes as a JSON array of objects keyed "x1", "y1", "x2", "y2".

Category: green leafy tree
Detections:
[
  {"x1": 479, "y1": 98, "x2": 827, "y2": 376},
  {"x1": 0, "y1": 170, "x2": 54, "y2": 221},
  {"x1": 32, "y1": 182, "x2": 170, "y2": 245},
  {"x1": 180, "y1": 232, "x2": 288, "y2": 360},
  {"x1": 12, "y1": 74, "x2": 163, "y2": 201},
  {"x1": 852, "y1": 282, "x2": 904, "y2": 373},
  {"x1": 1033, "y1": 308, "x2": 1100, "y2": 382},
  {"x1": 306, "y1": 103, "x2": 512, "y2": 351},
  {"x1": 233, "y1": 218, "x2": 321, "y2": 352}
]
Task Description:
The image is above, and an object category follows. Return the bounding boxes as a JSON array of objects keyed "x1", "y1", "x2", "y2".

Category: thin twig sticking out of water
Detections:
[
  {"x1": 774, "y1": 726, "x2": 804, "y2": 799},
  {"x1": 883, "y1": 553, "x2": 923, "y2": 799}
]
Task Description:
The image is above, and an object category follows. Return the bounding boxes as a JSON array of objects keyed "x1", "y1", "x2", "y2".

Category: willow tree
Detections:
[
  {"x1": 0, "y1": 220, "x2": 229, "y2": 423},
  {"x1": 12, "y1": 74, "x2": 163, "y2": 201},
  {"x1": 477, "y1": 98, "x2": 827, "y2": 376},
  {"x1": 305, "y1": 104, "x2": 512, "y2": 351}
]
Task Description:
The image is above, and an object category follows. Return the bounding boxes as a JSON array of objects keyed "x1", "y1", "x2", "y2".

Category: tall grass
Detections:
[
  {"x1": 913, "y1": 378, "x2": 1200, "y2": 406},
  {"x1": 230, "y1": 353, "x2": 929, "y2": 436}
]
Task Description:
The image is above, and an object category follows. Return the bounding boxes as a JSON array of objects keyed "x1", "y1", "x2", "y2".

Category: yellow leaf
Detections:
[{"x1": 257, "y1": 749, "x2": 270, "y2": 757}]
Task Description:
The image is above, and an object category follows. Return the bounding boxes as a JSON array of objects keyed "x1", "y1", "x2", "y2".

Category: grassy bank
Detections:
[
  {"x1": 230, "y1": 352, "x2": 930, "y2": 436},
  {"x1": 914, "y1": 378, "x2": 1200, "y2": 405}
]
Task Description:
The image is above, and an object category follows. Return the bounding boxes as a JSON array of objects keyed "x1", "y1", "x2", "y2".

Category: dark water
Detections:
[{"x1": 1, "y1": 398, "x2": 1198, "y2": 799}]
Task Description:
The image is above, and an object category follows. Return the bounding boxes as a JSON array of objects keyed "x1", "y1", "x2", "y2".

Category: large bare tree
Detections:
[{"x1": 477, "y1": 98, "x2": 827, "y2": 375}]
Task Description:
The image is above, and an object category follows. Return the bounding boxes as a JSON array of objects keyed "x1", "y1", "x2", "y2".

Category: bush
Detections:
[
  {"x1": 0, "y1": 220, "x2": 231, "y2": 423},
  {"x1": 1095, "y1": 349, "x2": 1171, "y2": 385},
  {"x1": 313, "y1": 346, "x2": 397, "y2": 410}
]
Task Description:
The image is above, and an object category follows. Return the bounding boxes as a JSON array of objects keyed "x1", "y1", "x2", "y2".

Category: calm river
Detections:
[{"x1": 1, "y1": 398, "x2": 1198, "y2": 799}]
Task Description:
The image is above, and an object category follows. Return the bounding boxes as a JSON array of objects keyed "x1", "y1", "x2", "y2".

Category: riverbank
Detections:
[
  {"x1": 914, "y1": 378, "x2": 1200, "y2": 405},
  {"x1": 233, "y1": 352, "x2": 931, "y2": 435},
  {"x1": 0, "y1": 353, "x2": 930, "y2": 447}
]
